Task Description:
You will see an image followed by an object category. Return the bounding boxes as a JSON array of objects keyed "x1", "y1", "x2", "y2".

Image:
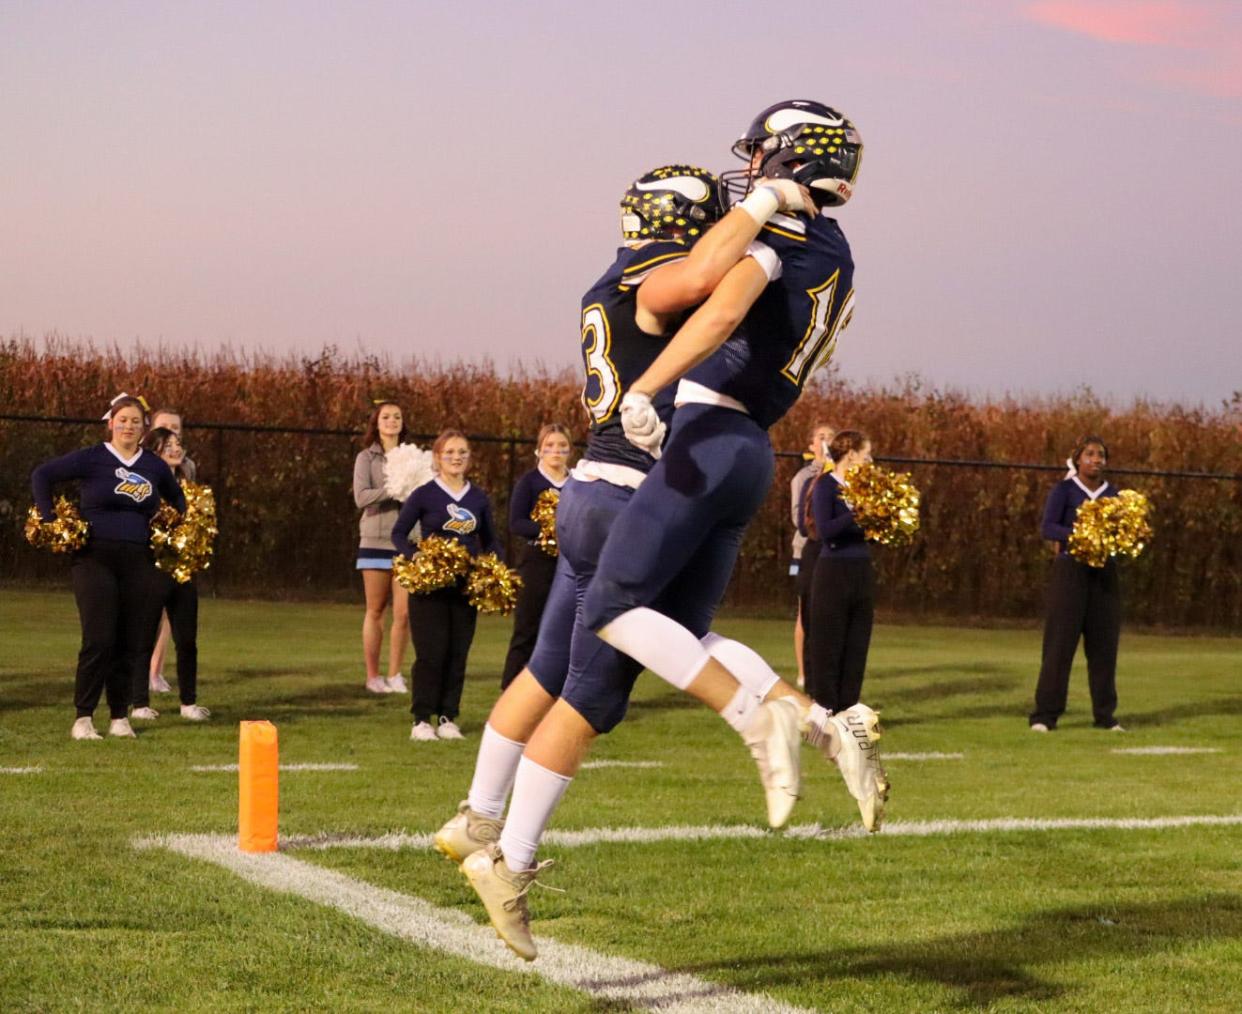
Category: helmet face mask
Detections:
[
  {"x1": 722, "y1": 100, "x2": 862, "y2": 209},
  {"x1": 620, "y1": 164, "x2": 725, "y2": 244}
]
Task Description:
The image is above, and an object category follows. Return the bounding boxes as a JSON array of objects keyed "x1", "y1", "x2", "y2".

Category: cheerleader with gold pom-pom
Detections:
[{"x1": 391, "y1": 430, "x2": 499, "y2": 742}]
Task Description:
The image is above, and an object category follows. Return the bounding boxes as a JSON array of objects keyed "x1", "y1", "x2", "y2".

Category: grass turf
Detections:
[{"x1": 1, "y1": 589, "x2": 1240, "y2": 1011}]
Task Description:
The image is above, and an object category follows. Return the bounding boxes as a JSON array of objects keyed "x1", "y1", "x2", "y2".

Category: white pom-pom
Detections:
[{"x1": 384, "y1": 443, "x2": 434, "y2": 501}]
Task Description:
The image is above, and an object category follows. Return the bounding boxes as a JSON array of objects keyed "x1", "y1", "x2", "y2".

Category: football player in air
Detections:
[
  {"x1": 458, "y1": 102, "x2": 891, "y2": 962},
  {"x1": 433, "y1": 163, "x2": 813, "y2": 958}
]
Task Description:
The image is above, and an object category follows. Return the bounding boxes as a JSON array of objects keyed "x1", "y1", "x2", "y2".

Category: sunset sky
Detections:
[{"x1": 2, "y1": 1, "x2": 1238, "y2": 405}]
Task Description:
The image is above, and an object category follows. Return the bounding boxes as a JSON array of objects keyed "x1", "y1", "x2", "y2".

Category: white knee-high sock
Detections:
[
  {"x1": 597, "y1": 607, "x2": 711, "y2": 690},
  {"x1": 466, "y1": 723, "x2": 527, "y2": 819},
  {"x1": 700, "y1": 633, "x2": 782, "y2": 700},
  {"x1": 499, "y1": 756, "x2": 573, "y2": 872}
]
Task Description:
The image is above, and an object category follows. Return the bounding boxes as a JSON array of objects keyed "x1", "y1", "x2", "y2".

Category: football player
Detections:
[
  {"x1": 459, "y1": 102, "x2": 888, "y2": 962},
  {"x1": 436, "y1": 164, "x2": 811, "y2": 958}
]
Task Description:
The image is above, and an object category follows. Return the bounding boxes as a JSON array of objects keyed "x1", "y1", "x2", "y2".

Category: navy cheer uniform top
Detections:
[
  {"x1": 392, "y1": 478, "x2": 497, "y2": 557},
  {"x1": 812, "y1": 473, "x2": 870, "y2": 559},
  {"x1": 1041, "y1": 477, "x2": 1119, "y2": 556},
  {"x1": 32, "y1": 443, "x2": 186, "y2": 543},
  {"x1": 509, "y1": 467, "x2": 566, "y2": 542}
]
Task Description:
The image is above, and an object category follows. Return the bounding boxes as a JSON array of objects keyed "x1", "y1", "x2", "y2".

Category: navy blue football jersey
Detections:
[
  {"x1": 580, "y1": 241, "x2": 689, "y2": 472},
  {"x1": 686, "y1": 211, "x2": 855, "y2": 429}
]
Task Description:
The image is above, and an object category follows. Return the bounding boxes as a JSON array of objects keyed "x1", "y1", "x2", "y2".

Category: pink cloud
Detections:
[{"x1": 1024, "y1": 2, "x2": 1210, "y2": 47}]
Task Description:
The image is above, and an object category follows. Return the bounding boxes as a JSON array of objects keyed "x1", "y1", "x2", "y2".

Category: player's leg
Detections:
[
  {"x1": 1030, "y1": 556, "x2": 1086, "y2": 730},
  {"x1": 1083, "y1": 567, "x2": 1122, "y2": 729}
]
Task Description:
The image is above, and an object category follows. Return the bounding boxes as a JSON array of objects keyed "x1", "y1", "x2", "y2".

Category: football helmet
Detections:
[
  {"x1": 722, "y1": 100, "x2": 862, "y2": 208},
  {"x1": 620, "y1": 164, "x2": 725, "y2": 243}
]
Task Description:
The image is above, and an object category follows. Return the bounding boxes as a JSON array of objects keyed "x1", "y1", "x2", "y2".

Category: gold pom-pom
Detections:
[
  {"x1": 465, "y1": 553, "x2": 524, "y2": 615},
  {"x1": 531, "y1": 488, "x2": 560, "y2": 557},
  {"x1": 1068, "y1": 489, "x2": 1154, "y2": 568},
  {"x1": 151, "y1": 481, "x2": 218, "y2": 584},
  {"x1": 392, "y1": 535, "x2": 472, "y2": 594},
  {"x1": 24, "y1": 496, "x2": 90, "y2": 553},
  {"x1": 844, "y1": 463, "x2": 921, "y2": 548}
]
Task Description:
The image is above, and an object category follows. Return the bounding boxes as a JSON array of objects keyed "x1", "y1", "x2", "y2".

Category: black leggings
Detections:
[
  {"x1": 133, "y1": 575, "x2": 199, "y2": 707},
  {"x1": 500, "y1": 543, "x2": 557, "y2": 689},
  {"x1": 408, "y1": 587, "x2": 478, "y2": 723},
  {"x1": 70, "y1": 540, "x2": 164, "y2": 719},
  {"x1": 1030, "y1": 556, "x2": 1121, "y2": 728},
  {"x1": 805, "y1": 555, "x2": 875, "y2": 714}
]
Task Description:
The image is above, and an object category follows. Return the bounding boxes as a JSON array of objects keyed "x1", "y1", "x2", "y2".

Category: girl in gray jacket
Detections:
[{"x1": 354, "y1": 401, "x2": 412, "y2": 694}]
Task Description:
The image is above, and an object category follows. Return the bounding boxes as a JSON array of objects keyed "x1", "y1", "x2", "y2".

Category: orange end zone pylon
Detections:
[{"x1": 239, "y1": 720, "x2": 279, "y2": 852}]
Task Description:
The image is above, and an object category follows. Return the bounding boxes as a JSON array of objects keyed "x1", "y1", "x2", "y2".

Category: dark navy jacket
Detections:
[
  {"x1": 813, "y1": 473, "x2": 870, "y2": 559},
  {"x1": 1041, "y1": 477, "x2": 1120, "y2": 556},
  {"x1": 31, "y1": 443, "x2": 185, "y2": 544},
  {"x1": 392, "y1": 478, "x2": 497, "y2": 556},
  {"x1": 509, "y1": 467, "x2": 566, "y2": 541}
]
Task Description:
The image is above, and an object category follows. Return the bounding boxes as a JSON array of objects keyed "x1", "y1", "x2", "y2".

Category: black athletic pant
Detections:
[
  {"x1": 805, "y1": 555, "x2": 874, "y2": 714},
  {"x1": 132, "y1": 575, "x2": 199, "y2": 707},
  {"x1": 500, "y1": 543, "x2": 557, "y2": 689},
  {"x1": 70, "y1": 539, "x2": 164, "y2": 720},
  {"x1": 796, "y1": 538, "x2": 822, "y2": 632},
  {"x1": 1030, "y1": 555, "x2": 1121, "y2": 729},
  {"x1": 408, "y1": 586, "x2": 478, "y2": 723}
]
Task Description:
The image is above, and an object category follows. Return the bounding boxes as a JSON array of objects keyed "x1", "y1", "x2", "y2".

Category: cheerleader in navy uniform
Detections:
[
  {"x1": 30, "y1": 394, "x2": 186, "y2": 740},
  {"x1": 392, "y1": 430, "x2": 498, "y2": 742},
  {"x1": 499, "y1": 423, "x2": 571, "y2": 690},
  {"x1": 1030, "y1": 435, "x2": 1124, "y2": 733}
]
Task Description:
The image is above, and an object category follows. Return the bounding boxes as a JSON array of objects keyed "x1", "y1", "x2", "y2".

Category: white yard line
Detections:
[
  {"x1": 0, "y1": 766, "x2": 43, "y2": 775},
  {"x1": 270, "y1": 813, "x2": 1242, "y2": 852},
  {"x1": 1111, "y1": 747, "x2": 1223, "y2": 756},
  {"x1": 190, "y1": 763, "x2": 361, "y2": 772},
  {"x1": 581, "y1": 760, "x2": 665, "y2": 769},
  {"x1": 135, "y1": 833, "x2": 808, "y2": 1014},
  {"x1": 882, "y1": 752, "x2": 964, "y2": 761}
]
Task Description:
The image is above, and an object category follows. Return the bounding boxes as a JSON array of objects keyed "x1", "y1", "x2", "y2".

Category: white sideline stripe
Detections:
[
  {"x1": 581, "y1": 760, "x2": 665, "y2": 769},
  {"x1": 1112, "y1": 747, "x2": 1222, "y2": 756},
  {"x1": 190, "y1": 763, "x2": 361, "y2": 772},
  {"x1": 883, "y1": 752, "x2": 964, "y2": 761},
  {"x1": 0, "y1": 766, "x2": 43, "y2": 775},
  {"x1": 269, "y1": 813, "x2": 1242, "y2": 853},
  {"x1": 135, "y1": 833, "x2": 808, "y2": 1013}
]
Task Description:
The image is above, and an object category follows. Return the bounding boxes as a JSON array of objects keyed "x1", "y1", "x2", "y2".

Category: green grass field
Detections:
[{"x1": 1, "y1": 589, "x2": 1240, "y2": 1012}]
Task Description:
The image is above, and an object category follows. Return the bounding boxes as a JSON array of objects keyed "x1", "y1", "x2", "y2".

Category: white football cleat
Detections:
[
  {"x1": 71, "y1": 717, "x2": 102, "y2": 740},
  {"x1": 108, "y1": 718, "x2": 137, "y2": 738},
  {"x1": 741, "y1": 697, "x2": 802, "y2": 829},
  {"x1": 827, "y1": 703, "x2": 889, "y2": 832},
  {"x1": 180, "y1": 704, "x2": 211, "y2": 722},
  {"x1": 433, "y1": 800, "x2": 504, "y2": 864},
  {"x1": 385, "y1": 673, "x2": 408, "y2": 694},
  {"x1": 130, "y1": 707, "x2": 159, "y2": 720},
  {"x1": 410, "y1": 721, "x2": 437, "y2": 742},
  {"x1": 462, "y1": 844, "x2": 555, "y2": 962},
  {"x1": 436, "y1": 718, "x2": 465, "y2": 740}
]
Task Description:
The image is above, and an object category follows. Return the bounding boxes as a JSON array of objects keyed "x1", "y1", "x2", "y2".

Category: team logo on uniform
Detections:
[
  {"x1": 113, "y1": 467, "x2": 153, "y2": 503},
  {"x1": 443, "y1": 502, "x2": 477, "y2": 535}
]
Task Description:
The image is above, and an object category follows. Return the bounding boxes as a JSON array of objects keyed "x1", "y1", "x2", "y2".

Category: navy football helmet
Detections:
[
  {"x1": 722, "y1": 100, "x2": 862, "y2": 208},
  {"x1": 620, "y1": 164, "x2": 725, "y2": 243}
]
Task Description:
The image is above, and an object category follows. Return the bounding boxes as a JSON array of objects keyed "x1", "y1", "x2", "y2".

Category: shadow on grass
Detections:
[
  {"x1": 680, "y1": 894, "x2": 1242, "y2": 1007},
  {"x1": 1118, "y1": 695, "x2": 1242, "y2": 728}
]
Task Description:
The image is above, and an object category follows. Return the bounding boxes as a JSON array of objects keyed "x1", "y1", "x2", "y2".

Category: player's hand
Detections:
[
  {"x1": 754, "y1": 177, "x2": 815, "y2": 214},
  {"x1": 620, "y1": 391, "x2": 666, "y2": 459}
]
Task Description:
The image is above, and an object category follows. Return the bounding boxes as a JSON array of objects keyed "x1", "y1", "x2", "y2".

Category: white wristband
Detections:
[{"x1": 738, "y1": 185, "x2": 780, "y2": 224}]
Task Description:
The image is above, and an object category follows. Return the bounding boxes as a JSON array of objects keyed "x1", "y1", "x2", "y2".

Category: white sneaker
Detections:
[
  {"x1": 434, "y1": 800, "x2": 505, "y2": 864},
  {"x1": 437, "y1": 718, "x2": 465, "y2": 740},
  {"x1": 71, "y1": 716, "x2": 102, "y2": 740},
  {"x1": 180, "y1": 704, "x2": 211, "y2": 722},
  {"x1": 365, "y1": 676, "x2": 394, "y2": 694},
  {"x1": 1107, "y1": 723, "x2": 1127, "y2": 733},
  {"x1": 108, "y1": 718, "x2": 137, "y2": 738},
  {"x1": 150, "y1": 673, "x2": 172, "y2": 694},
  {"x1": 462, "y1": 844, "x2": 556, "y2": 962},
  {"x1": 1030, "y1": 722, "x2": 1050, "y2": 733},
  {"x1": 827, "y1": 703, "x2": 889, "y2": 833},
  {"x1": 741, "y1": 697, "x2": 802, "y2": 829},
  {"x1": 131, "y1": 706, "x2": 160, "y2": 720},
  {"x1": 410, "y1": 720, "x2": 437, "y2": 742},
  {"x1": 385, "y1": 674, "x2": 408, "y2": 694}
]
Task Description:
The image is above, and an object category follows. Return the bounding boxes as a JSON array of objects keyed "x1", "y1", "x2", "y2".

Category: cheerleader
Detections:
[
  {"x1": 392, "y1": 430, "x2": 498, "y2": 741},
  {"x1": 805, "y1": 430, "x2": 876, "y2": 715},
  {"x1": 146, "y1": 406, "x2": 195, "y2": 694},
  {"x1": 789, "y1": 422, "x2": 834, "y2": 687},
  {"x1": 1029, "y1": 435, "x2": 1124, "y2": 732},
  {"x1": 30, "y1": 394, "x2": 185, "y2": 739},
  {"x1": 129, "y1": 427, "x2": 211, "y2": 722},
  {"x1": 499, "y1": 423, "x2": 572, "y2": 690},
  {"x1": 353, "y1": 400, "x2": 412, "y2": 695}
]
